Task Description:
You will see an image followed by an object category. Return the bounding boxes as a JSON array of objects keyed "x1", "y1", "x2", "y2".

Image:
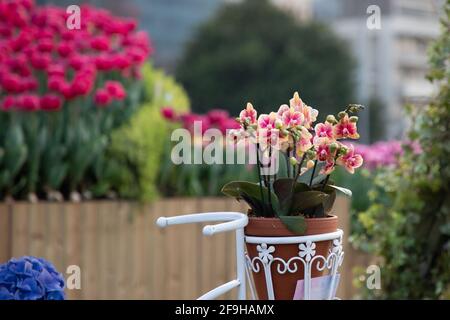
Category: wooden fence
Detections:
[{"x1": 0, "y1": 197, "x2": 370, "y2": 299}]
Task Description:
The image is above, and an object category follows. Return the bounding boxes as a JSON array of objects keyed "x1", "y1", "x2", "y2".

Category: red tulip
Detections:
[
  {"x1": 1, "y1": 96, "x2": 16, "y2": 111},
  {"x1": 105, "y1": 81, "x2": 126, "y2": 100},
  {"x1": 161, "y1": 107, "x2": 176, "y2": 121},
  {"x1": 40, "y1": 94, "x2": 62, "y2": 111},
  {"x1": 94, "y1": 89, "x2": 111, "y2": 106},
  {"x1": 18, "y1": 94, "x2": 40, "y2": 111}
]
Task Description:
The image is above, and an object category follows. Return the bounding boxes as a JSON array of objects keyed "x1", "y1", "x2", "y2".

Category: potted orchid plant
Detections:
[{"x1": 222, "y1": 92, "x2": 364, "y2": 299}]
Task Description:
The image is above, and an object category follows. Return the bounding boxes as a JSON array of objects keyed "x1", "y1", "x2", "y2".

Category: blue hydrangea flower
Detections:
[{"x1": 0, "y1": 256, "x2": 65, "y2": 300}]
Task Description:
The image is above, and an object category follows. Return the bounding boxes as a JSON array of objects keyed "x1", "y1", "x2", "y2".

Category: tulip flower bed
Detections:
[{"x1": 0, "y1": 1, "x2": 152, "y2": 200}]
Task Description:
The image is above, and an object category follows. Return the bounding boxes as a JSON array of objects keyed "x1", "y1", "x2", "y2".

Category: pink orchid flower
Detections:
[
  {"x1": 336, "y1": 145, "x2": 363, "y2": 174},
  {"x1": 281, "y1": 107, "x2": 304, "y2": 128},
  {"x1": 296, "y1": 126, "x2": 313, "y2": 153},
  {"x1": 277, "y1": 104, "x2": 290, "y2": 117},
  {"x1": 314, "y1": 137, "x2": 333, "y2": 161},
  {"x1": 334, "y1": 114, "x2": 359, "y2": 139},
  {"x1": 257, "y1": 112, "x2": 281, "y2": 147},
  {"x1": 239, "y1": 102, "x2": 257, "y2": 125},
  {"x1": 289, "y1": 92, "x2": 318, "y2": 128},
  {"x1": 314, "y1": 122, "x2": 334, "y2": 139},
  {"x1": 320, "y1": 159, "x2": 336, "y2": 175}
]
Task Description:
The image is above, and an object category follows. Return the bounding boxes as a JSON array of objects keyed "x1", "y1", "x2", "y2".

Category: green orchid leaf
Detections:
[
  {"x1": 273, "y1": 179, "x2": 311, "y2": 215},
  {"x1": 328, "y1": 184, "x2": 352, "y2": 197},
  {"x1": 222, "y1": 181, "x2": 264, "y2": 199},
  {"x1": 311, "y1": 185, "x2": 337, "y2": 213},
  {"x1": 290, "y1": 191, "x2": 329, "y2": 214},
  {"x1": 273, "y1": 178, "x2": 294, "y2": 214},
  {"x1": 221, "y1": 181, "x2": 280, "y2": 217},
  {"x1": 279, "y1": 215, "x2": 307, "y2": 235},
  {"x1": 294, "y1": 182, "x2": 311, "y2": 193}
]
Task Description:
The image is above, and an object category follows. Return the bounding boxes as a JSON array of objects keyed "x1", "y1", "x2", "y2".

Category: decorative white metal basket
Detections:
[
  {"x1": 245, "y1": 231, "x2": 344, "y2": 300},
  {"x1": 156, "y1": 212, "x2": 344, "y2": 300}
]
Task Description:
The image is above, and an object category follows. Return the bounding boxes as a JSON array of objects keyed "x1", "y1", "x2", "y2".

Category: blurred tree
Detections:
[
  {"x1": 176, "y1": 0, "x2": 355, "y2": 117},
  {"x1": 368, "y1": 96, "x2": 386, "y2": 143}
]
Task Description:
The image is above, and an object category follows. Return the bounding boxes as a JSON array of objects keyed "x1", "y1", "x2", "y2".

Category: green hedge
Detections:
[{"x1": 104, "y1": 64, "x2": 190, "y2": 201}]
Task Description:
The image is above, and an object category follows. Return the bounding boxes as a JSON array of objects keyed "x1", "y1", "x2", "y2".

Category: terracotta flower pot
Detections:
[{"x1": 245, "y1": 215, "x2": 338, "y2": 300}]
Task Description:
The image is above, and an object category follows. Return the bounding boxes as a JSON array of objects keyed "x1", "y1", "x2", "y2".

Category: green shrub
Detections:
[
  {"x1": 353, "y1": 4, "x2": 450, "y2": 299},
  {"x1": 105, "y1": 64, "x2": 190, "y2": 201},
  {"x1": 176, "y1": 0, "x2": 355, "y2": 118}
]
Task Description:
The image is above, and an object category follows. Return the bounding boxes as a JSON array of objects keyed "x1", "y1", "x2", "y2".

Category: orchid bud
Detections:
[
  {"x1": 339, "y1": 146, "x2": 349, "y2": 156},
  {"x1": 349, "y1": 116, "x2": 358, "y2": 123},
  {"x1": 289, "y1": 157, "x2": 298, "y2": 166},
  {"x1": 306, "y1": 160, "x2": 315, "y2": 169},
  {"x1": 329, "y1": 142, "x2": 338, "y2": 153},
  {"x1": 306, "y1": 149, "x2": 315, "y2": 159},
  {"x1": 338, "y1": 111, "x2": 347, "y2": 119},
  {"x1": 326, "y1": 115, "x2": 337, "y2": 124},
  {"x1": 275, "y1": 120, "x2": 283, "y2": 129},
  {"x1": 282, "y1": 129, "x2": 289, "y2": 136},
  {"x1": 235, "y1": 117, "x2": 241, "y2": 123}
]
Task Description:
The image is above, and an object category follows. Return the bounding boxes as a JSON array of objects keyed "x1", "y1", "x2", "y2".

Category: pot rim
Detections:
[
  {"x1": 247, "y1": 214, "x2": 338, "y2": 221},
  {"x1": 244, "y1": 214, "x2": 338, "y2": 237}
]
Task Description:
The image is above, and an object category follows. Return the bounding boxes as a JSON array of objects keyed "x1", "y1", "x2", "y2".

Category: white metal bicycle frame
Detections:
[
  {"x1": 156, "y1": 212, "x2": 344, "y2": 300},
  {"x1": 156, "y1": 212, "x2": 248, "y2": 300}
]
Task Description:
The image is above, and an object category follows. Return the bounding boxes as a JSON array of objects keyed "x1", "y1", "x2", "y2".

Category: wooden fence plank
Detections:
[
  {"x1": 81, "y1": 202, "x2": 99, "y2": 299},
  {"x1": 11, "y1": 203, "x2": 30, "y2": 257},
  {"x1": 65, "y1": 202, "x2": 82, "y2": 300},
  {"x1": 150, "y1": 200, "x2": 166, "y2": 299},
  {"x1": 0, "y1": 203, "x2": 11, "y2": 264}
]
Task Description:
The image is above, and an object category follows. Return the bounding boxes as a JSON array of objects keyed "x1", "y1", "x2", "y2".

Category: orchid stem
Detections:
[
  {"x1": 256, "y1": 143, "x2": 265, "y2": 215},
  {"x1": 309, "y1": 160, "x2": 318, "y2": 187}
]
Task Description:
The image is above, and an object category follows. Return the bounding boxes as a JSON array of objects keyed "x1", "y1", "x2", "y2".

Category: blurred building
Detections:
[{"x1": 313, "y1": 0, "x2": 442, "y2": 139}]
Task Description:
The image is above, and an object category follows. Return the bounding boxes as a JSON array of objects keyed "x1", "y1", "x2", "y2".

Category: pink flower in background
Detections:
[
  {"x1": 351, "y1": 140, "x2": 421, "y2": 170},
  {"x1": 40, "y1": 94, "x2": 62, "y2": 111},
  {"x1": 90, "y1": 35, "x2": 110, "y2": 51},
  {"x1": 1, "y1": 96, "x2": 16, "y2": 111},
  {"x1": 94, "y1": 89, "x2": 111, "y2": 107},
  {"x1": 217, "y1": 117, "x2": 240, "y2": 134},
  {"x1": 161, "y1": 107, "x2": 177, "y2": 121},
  {"x1": 162, "y1": 108, "x2": 243, "y2": 137},
  {"x1": 18, "y1": 94, "x2": 40, "y2": 111},
  {"x1": 207, "y1": 109, "x2": 229, "y2": 124},
  {"x1": 105, "y1": 81, "x2": 126, "y2": 100}
]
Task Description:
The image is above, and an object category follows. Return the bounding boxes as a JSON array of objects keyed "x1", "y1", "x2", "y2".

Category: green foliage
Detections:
[
  {"x1": 176, "y1": 0, "x2": 355, "y2": 118},
  {"x1": 105, "y1": 64, "x2": 190, "y2": 201},
  {"x1": 353, "y1": 4, "x2": 450, "y2": 299}
]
